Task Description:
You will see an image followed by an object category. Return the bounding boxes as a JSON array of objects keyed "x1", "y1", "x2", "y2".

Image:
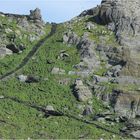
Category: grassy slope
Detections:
[
  {"x1": 0, "y1": 15, "x2": 51, "y2": 75},
  {"x1": 0, "y1": 17, "x2": 124, "y2": 139}
]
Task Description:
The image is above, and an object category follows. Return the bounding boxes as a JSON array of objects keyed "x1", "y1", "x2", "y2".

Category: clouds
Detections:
[{"x1": 0, "y1": 0, "x2": 101, "y2": 23}]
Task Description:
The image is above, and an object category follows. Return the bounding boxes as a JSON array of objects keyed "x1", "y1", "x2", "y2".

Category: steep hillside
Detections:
[{"x1": 0, "y1": 0, "x2": 140, "y2": 139}]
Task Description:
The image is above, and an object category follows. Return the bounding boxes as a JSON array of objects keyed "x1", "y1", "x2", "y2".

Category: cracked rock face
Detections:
[
  {"x1": 80, "y1": 0, "x2": 140, "y2": 37},
  {"x1": 80, "y1": 0, "x2": 140, "y2": 48},
  {"x1": 99, "y1": 0, "x2": 140, "y2": 39},
  {"x1": 79, "y1": 1, "x2": 140, "y2": 77},
  {"x1": 97, "y1": 0, "x2": 140, "y2": 77},
  {"x1": 111, "y1": 90, "x2": 140, "y2": 119},
  {"x1": 100, "y1": 0, "x2": 140, "y2": 22}
]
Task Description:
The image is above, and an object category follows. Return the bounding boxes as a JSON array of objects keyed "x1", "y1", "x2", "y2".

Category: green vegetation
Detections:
[
  {"x1": 99, "y1": 82, "x2": 118, "y2": 93},
  {"x1": 70, "y1": 16, "x2": 119, "y2": 47},
  {"x1": 117, "y1": 84, "x2": 140, "y2": 92},
  {"x1": 0, "y1": 16, "x2": 125, "y2": 139},
  {"x1": 0, "y1": 14, "x2": 51, "y2": 75},
  {"x1": 94, "y1": 67, "x2": 108, "y2": 76}
]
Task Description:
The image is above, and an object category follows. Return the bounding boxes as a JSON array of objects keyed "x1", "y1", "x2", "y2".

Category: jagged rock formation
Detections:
[
  {"x1": 98, "y1": 0, "x2": 140, "y2": 76},
  {"x1": 63, "y1": 31, "x2": 100, "y2": 72},
  {"x1": 99, "y1": 0, "x2": 140, "y2": 36},
  {"x1": 80, "y1": 0, "x2": 140, "y2": 78},
  {"x1": 79, "y1": 6, "x2": 100, "y2": 17},
  {"x1": 29, "y1": 8, "x2": 43, "y2": 21},
  {"x1": 99, "y1": 0, "x2": 140, "y2": 78},
  {"x1": 0, "y1": 8, "x2": 44, "y2": 24},
  {"x1": 77, "y1": 1, "x2": 140, "y2": 136}
]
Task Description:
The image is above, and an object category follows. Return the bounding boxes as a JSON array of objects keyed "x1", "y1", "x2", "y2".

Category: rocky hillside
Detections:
[
  {"x1": 0, "y1": 8, "x2": 46, "y2": 58},
  {"x1": 0, "y1": 0, "x2": 140, "y2": 139}
]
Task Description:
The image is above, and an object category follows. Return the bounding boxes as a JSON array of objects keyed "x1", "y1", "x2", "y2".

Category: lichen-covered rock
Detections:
[
  {"x1": 17, "y1": 17, "x2": 29, "y2": 28},
  {"x1": 105, "y1": 65, "x2": 122, "y2": 77},
  {"x1": 93, "y1": 75, "x2": 109, "y2": 83},
  {"x1": 98, "y1": 1, "x2": 140, "y2": 76},
  {"x1": 115, "y1": 76, "x2": 140, "y2": 85},
  {"x1": 63, "y1": 31, "x2": 100, "y2": 72}
]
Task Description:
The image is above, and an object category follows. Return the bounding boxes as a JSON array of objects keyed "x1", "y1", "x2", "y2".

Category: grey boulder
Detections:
[
  {"x1": 73, "y1": 79, "x2": 92, "y2": 102},
  {"x1": 63, "y1": 31, "x2": 80, "y2": 45}
]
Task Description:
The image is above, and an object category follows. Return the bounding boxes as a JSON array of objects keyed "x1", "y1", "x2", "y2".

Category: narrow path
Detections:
[{"x1": 0, "y1": 23, "x2": 57, "y2": 80}]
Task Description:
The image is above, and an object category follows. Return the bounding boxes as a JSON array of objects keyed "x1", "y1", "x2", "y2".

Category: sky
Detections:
[{"x1": 0, "y1": 0, "x2": 101, "y2": 23}]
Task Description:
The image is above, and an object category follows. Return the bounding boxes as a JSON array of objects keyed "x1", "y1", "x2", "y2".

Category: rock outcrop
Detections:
[
  {"x1": 63, "y1": 31, "x2": 100, "y2": 72},
  {"x1": 77, "y1": 35, "x2": 100, "y2": 71},
  {"x1": 79, "y1": 6, "x2": 100, "y2": 17},
  {"x1": 0, "y1": 47, "x2": 13, "y2": 57},
  {"x1": 6, "y1": 44, "x2": 21, "y2": 53},
  {"x1": 79, "y1": 0, "x2": 140, "y2": 78},
  {"x1": 63, "y1": 31, "x2": 80, "y2": 45},
  {"x1": 98, "y1": 0, "x2": 140, "y2": 35},
  {"x1": 51, "y1": 67, "x2": 66, "y2": 75},
  {"x1": 131, "y1": 130, "x2": 140, "y2": 139},
  {"x1": 111, "y1": 90, "x2": 140, "y2": 119},
  {"x1": 29, "y1": 8, "x2": 42, "y2": 21},
  {"x1": 73, "y1": 79, "x2": 93, "y2": 102},
  {"x1": 99, "y1": 0, "x2": 140, "y2": 78},
  {"x1": 18, "y1": 75, "x2": 40, "y2": 83}
]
